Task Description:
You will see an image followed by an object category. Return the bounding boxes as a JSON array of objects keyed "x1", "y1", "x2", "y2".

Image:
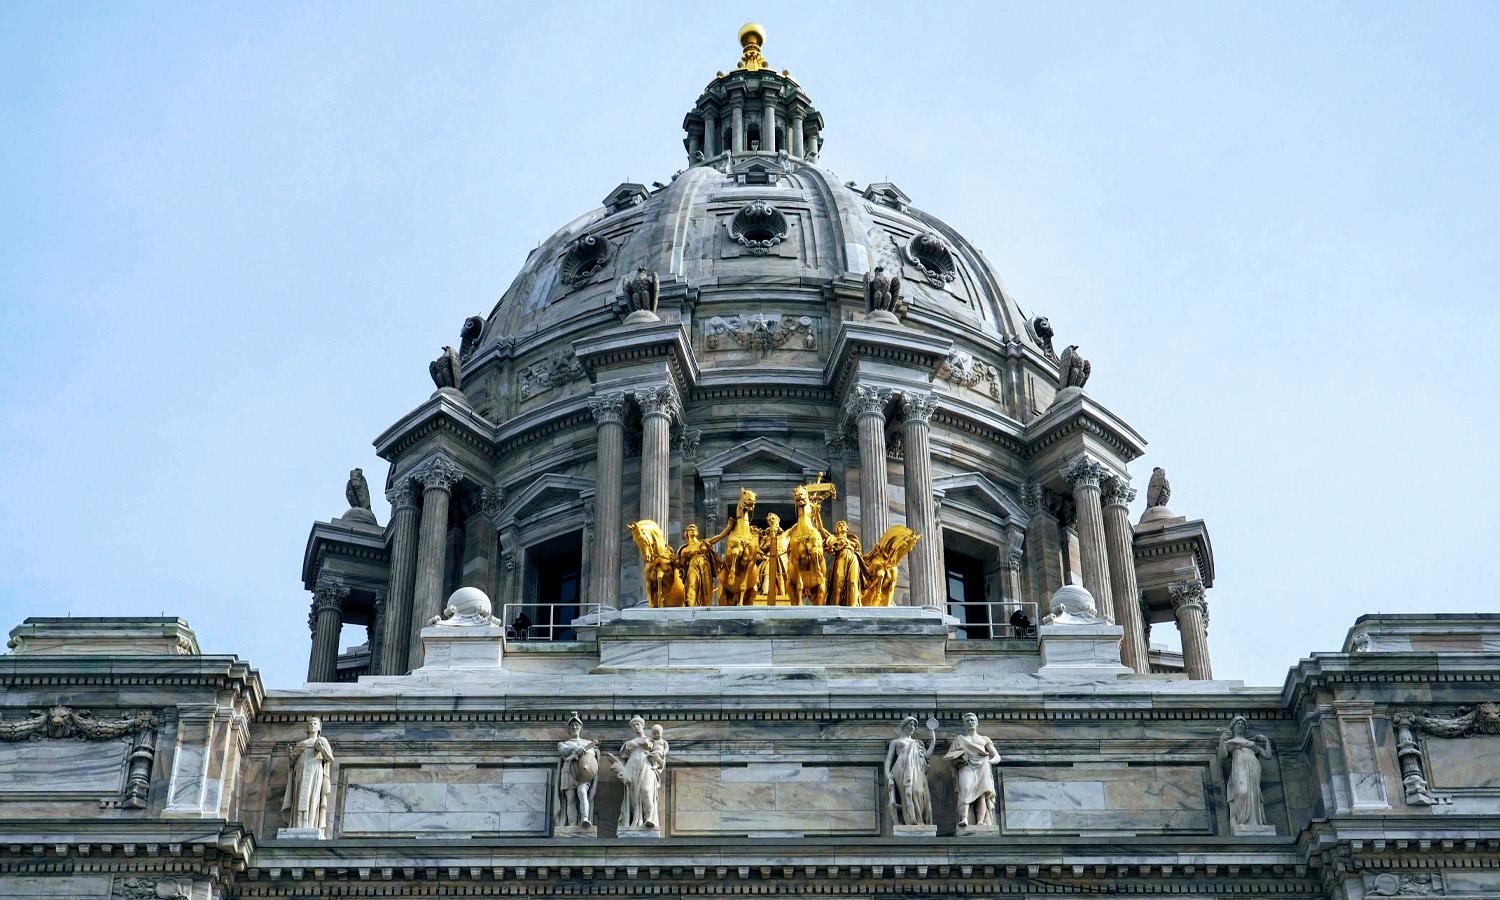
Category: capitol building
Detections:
[{"x1": 3, "y1": 25, "x2": 1498, "y2": 900}]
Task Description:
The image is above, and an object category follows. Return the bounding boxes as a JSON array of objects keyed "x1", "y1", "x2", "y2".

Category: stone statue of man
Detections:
[
  {"x1": 555, "y1": 712, "x2": 599, "y2": 831},
  {"x1": 280, "y1": 717, "x2": 335, "y2": 837},
  {"x1": 944, "y1": 713, "x2": 1002, "y2": 832}
]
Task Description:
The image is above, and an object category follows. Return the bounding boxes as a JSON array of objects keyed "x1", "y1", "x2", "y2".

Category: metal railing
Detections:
[
  {"x1": 943, "y1": 600, "x2": 1039, "y2": 640},
  {"x1": 501, "y1": 602, "x2": 600, "y2": 642}
]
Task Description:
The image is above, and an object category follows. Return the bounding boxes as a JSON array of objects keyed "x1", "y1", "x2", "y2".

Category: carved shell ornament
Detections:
[
  {"x1": 728, "y1": 200, "x2": 789, "y2": 254},
  {"x1": 559, "y1": 234, "x2": 612, "y2": 285},
  {"x1": 905, "y1": 232, "x2": 957, "y2": 286}
]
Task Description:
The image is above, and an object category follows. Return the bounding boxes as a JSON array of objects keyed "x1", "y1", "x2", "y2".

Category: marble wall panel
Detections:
[
  {"x1": 0, "y1": 874, "x2": 111, "y2": 898},
  {"x1": 0, "y1": 739, "x2": 128, "y2": 797},
  {"x1": 671, "y1": 763, "x2": 878, "y2": 836},
  {"x1": 1001, "y1": 763, "x2": 1211, "y2": 834},
  {"x1": 1426, "y1": 735, "x2": 1500, "y2": 790},
  {"x1": 339, "y1": 765, "x2": 549, "y2": 836}
]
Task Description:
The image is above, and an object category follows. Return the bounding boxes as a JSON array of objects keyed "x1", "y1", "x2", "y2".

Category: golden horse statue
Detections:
[
  {"x1": 627, "y1": 519, "x2": 684, "y2": 608},
  {"x1": 859, "y1": 526, "x2": 921, "y2": 607},
  {"x1": 787, "y1": 476, "x2": 837, "y2": 605},
  {"x1": 708, "y1": 488, "x2": 761, "y2": 605}
]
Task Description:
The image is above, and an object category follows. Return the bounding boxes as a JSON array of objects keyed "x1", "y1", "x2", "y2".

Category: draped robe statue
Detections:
[
  {"x1": 611, "y1": 716, "x2": 667, "y2": 832},
  {"x1": 555, "y1": 713, "x2": 599, "y2": 830},
  {"x1": 1219, "y1": 715, "x2": 1275, "y2": 834},
  {"x1": 885, "y1": 716, "x2": 936, "y2": 829},
  {"x1": 944, "y1": 713, "x2": 1002, "y2": 831},
  {"x1": 280, "y1": 717, "x2": 334, "y2": 836}
]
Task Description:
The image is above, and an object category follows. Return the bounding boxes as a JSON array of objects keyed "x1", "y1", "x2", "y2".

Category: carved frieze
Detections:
[
  {"x1": 1392, "y1": 702, "x2": 1500, "y2": 806},
  {"x1": 518, "y1": 353, "x2": 586, "y2": 400},
  {"x1": 0, "y1": 706, "x2": 158, "y2": 809},
  {"x1": 113, "y1": 877, "x2": 190, "y2": 899},
  {"x1": 706, "y1": 314, "x2": 816, "y2": 354},
  {"x1": 933, "y1": 350, "x2": 1000, "y2": 398},
  {"x1": 0, "y1": 705, "x2": 156, "y2": 742}
]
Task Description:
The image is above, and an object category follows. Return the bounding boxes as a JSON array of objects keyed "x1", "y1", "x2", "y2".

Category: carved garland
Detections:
[
  {"x1": 933, "y1": 350, "x2": 1000, "y2": 399},
  {"x1": 518, "y1": 354, "x2": 586, "y2": 400},
  {"x1": 706, "y1": 314, "x2": 816, "y2": 355},
  {"x1": 0, "y1": 705, "x2": 159, "y2": 809},
  {"x1": 1392, "y1": 701, "x2": 1500, "y2": 806}
]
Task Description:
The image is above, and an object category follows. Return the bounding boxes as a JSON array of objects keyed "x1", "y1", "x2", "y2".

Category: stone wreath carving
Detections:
[
  {"x1": 727, "y1": 200, "x2": 789, "y2": 254},
  {"x1": 518, "y1": 353, "x2": 586, "y2": 400},
  {"x1": 706, "y1": 314, "x2": 815, "y2": 354},
  {"x1": 905, "y1": 232, "x2": 957, "y2": 285},
  {"x1": 1365, "y1": 873, "x2": 1444, "y2": 897},
  {"x1": 0, "y1": 706, "x2": 159, "y2": 808},
  {"x1": 933, "y1": 350, "x2": 1000, "y2": 398},
  {"x1": 559, "y1": 234, "x2": 612, "y2": 285},
  {"x1": 113, "y1": 877, "x2": 189, "y2": 899},
  {"x1": 1392, "y1": 702, "x2": 1500, "y2": 806}
]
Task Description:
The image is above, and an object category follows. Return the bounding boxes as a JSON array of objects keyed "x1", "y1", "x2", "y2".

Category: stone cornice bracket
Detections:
[
  {"x1": 410, "y1": 454, "x2": 466, "y2": 492},
  {"x1": 385, "y1": 480, "x2": 419, "y2": 511},
  {"x1": 634, "y1": 383, "x2": 682, "y2": 424},
  {"x1": 1101, "y1": 477, "x2": 1137, "y2": 508},
  {"x1": 587, "y1": 391, "x2": 628, "y2": 426},
  {"x1": 843, "y1": 384, "x2": 893, "y2": 424},
  {"x1": 1064, "y1": 456, "x2": 1110, "y2": 490},
  {"x1": 899, "y1": 389, "x2": 939, "y2": 424}
]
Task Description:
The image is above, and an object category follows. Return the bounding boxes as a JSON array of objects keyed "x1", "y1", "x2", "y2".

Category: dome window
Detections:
[
  {"x1": 728, "y1": 200, "x2": 789, "y2": 254},
  {"x1": 906, "y1": 232, "x2": 957, "y2": 285},
  {"x1": 558, "y1": 234, "x2": 612, "y2": 285}
]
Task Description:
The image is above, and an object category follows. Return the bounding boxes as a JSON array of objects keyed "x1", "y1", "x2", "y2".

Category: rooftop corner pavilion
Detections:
[{"x1": 4, "y1": 25, "x2": 1499, "y2": 900}]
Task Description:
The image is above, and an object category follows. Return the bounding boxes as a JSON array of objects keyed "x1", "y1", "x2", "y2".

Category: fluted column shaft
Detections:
[
  {"x1": 1171, "y1": 580, "x2": 1212, "y2": 680},
  {"x1": 368, "y1": 590, "x2": 386, "y2": 673},
  {"x1": 762, "y1": 100, "x2": 776, "y2": 152},
  {"x1": 705, "y1": 113, "x2": 718, "y2": 156},
  {"x1": 791, "y1": 114, "x2": 805, "y2": 157},
  {"x1": 732, "y1": 102, "x2": 745, "y2": 152},
  {"x1": 307, "y1": 580, "x2": 346, "y2": 683},
  {"x1": 1102, "y1": 481, "x2": 1148, "y2": 672},
  {"x1": 589, "y1": 393, "x2": 627, "y2": 609},
  {"x1": 379, "y1": 483, "x2": 419, "y2": 675},
  {"x1": 1064, "y1": 458, "x2": 1114, "y2": 622},
  {"x1": 901, "y1": 391, "x2": 940, "y2": 607},
  {"x1": 636, "y1": 385, "x2": 679, "y2": 530},
  {"x1": 409, "y1": 456, "x2": 463, "y2": 668},
  {"x1": 846, "y1": 385, "x2": 891, "y2": 547}
]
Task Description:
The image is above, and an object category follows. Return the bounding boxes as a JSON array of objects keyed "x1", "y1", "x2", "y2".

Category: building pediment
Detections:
[
  {"x1": 931, "y1": 472, "x2": 1028, "y2": 527},
  {"x1": 696, "y1": 435, "x2": 827, "y2": 479},
  {"x1": 496, "y1": 473, "x2": 594, "y2": 528}
]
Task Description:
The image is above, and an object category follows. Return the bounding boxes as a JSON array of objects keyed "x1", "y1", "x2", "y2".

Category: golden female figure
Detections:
[
  {"x1": 820, "y1": 519, "x2": 863, "y2": 606},
  {"x1": 758, "y1": 513, "x2": 790, "y2": 603},
  {"x1": 677, "y1": 524, "x2": 718, "y2": 607}
]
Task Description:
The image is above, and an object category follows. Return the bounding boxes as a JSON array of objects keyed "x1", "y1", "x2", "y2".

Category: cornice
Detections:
[
  {"x1": 373, "y1": 392, "x2": 499, "y2": 463},
  {"x1": 1023, "y1": 393, "x2": 1148, "y2": 463},
  {"x1": 0, "y1": 657, "x2": 265, "y2": 710},
  {"x1": 573, "y1": 322, "x2": 700, "y2": 392},
  {"x1": 300, "y1": 521, "x2": 390, "y2": 590},
  {"x1": 1133, "y1": 520, "x2": 1216, "y2": 588},
  {"x1": 825, "y1": 321, "x2": 954, "y2": 400}
]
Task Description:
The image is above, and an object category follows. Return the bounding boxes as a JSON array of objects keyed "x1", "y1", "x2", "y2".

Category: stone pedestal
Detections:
[
  {"x1": 955, "y1": 821, "x2": 999, "y2": 837},
  {"x1": 617, "y1": 825, "x2": 663, "y2": 839},
  {"x1": 1037, "y1": 623, "x2": 1131, "y2": 679},
  {"x1": 891, "y1": 824, "x2": 937, "y2": 838},
  {"x1": 416, "y1": 623, "x2": 505, "y2": 671},
  {"x1": 554, "y1": 824, "x2": 597, "y2": 838},
  {"x1": 1231, "y1": 822, "x2": 1276, "y2": 836},
  {"x1": 275, "y1": 827, "x2": 326, "y2": 840}
]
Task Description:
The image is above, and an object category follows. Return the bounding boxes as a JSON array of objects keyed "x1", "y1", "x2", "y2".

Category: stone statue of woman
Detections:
[
  {"x1": 884, "y1": 716, "x2": 937, "y2": 832},
  {"x1": 944, "y1": 713, "x2": 1002, "y2": 833},
  {"x1": 280, "y1": 717, "x2": 334, "y2": 837},
  {"x1": 610, "y1": 715, "x2": 664, "y2": 834},
  {"x1": 555, "y1": 712, "x2": 599, "y2": 832},
  {"x1": 1219, "y1": 715, "x2": 1275, "y2": 834}
]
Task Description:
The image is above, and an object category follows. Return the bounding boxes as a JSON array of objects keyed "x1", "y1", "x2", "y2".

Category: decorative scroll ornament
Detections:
[
  {"x1": 1393, "y1": 702, "x2": 1500, "y2": 806},
  {"x1": 933, "y1": 350, "x2": 1000, "y2": 398},
  {"x1": 1031, "y1": 316, "x2": 1057, "y2": 360},
  {"x1": 0, "y1": 705, "x2": 156, "y2": 742},
  {"x1": 706, "y1": 314, "x2": 815, "y2": 354},
  {"x1": 905, "y1": 232, "x2": 957, "y2": 286},
  {"x1": 728, "y1": 200, "x2": 789, "y2": 254},
  {"x1": 458, "y1": 315, "x2": 485, "y2": 361},
  {"x1": 559, "y1": 234, "x2": 611, "y2": 285},
  {"x1": 518, "y1": 353, "x2": 586, "y2": 400}
]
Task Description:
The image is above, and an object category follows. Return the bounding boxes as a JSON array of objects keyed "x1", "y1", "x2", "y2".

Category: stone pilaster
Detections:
[
  {"x1": 379, "y1": 480, "x2": 419, "y2": 675},
  {"x1": 705, "y1": 112, "x2": 718, "y2": 156},
  {"x1": 368, "y1": 589, "x2": 386, "y2": 673},
  {"x1": 791, "y1": 113, "x2": 805, "y2": 156},
  {"x1": 409, "y1": 454, "x2": 464, "y2": 668},
  {"x1": 635, "y1": 384, "x2": 680, "y2": 531},
  {"x1": 1102, "y1": 478, "x2": 1148, "y2": 673},
  {"x1": 1064, "y1": 457, "x2": 1114, "y2": 624},
  {"x1": 1021, "y1": 483, "x2": 1064, "y2": 601},
  {"x1": 1170, "y1": 579, "x2": 1212, "y2": 680},
  {"x1": 731, "y1": 101, "x2": 745, "y2": 152},
  {"x1": 762, "y1": 99, "x2": 776, "y2": 153},
  {"x1": 845, "y1": 385, "x2": 892, "y2": 547},
  {"x1": 306, "y1": 578, "x2": 347, "y2": 683},
  {"x1": 900, "y1": 391, "x2": 940, "y2": 607},
  {"x1": 589, "y1": 392, "x2": 627, "y2": 609}
]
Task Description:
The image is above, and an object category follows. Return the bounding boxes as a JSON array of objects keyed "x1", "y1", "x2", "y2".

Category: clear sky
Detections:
[{"x1": 2, "y1": 2, "x2": 1496, "y2": 688}]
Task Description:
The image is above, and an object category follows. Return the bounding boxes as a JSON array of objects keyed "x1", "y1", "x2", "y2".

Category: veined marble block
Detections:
[
  {"x1": 670, "y1": 763, "x2": 879, "y2": 837},
  {"x1": 0, "y1": 739, "x2": 129, "y2": 798},
  {"x1": 1001, "y1": 763, "x2": 1211, "y2": 834},
  {"x1": 415, "y1": 622, "x2": 505, "y2": 671},
  {"x1": 339, "y1": 765, "x2": 548, "y2": 836},
  {"x1": 0, "y1": 873, "x2": 112, "y2": 898},
  {"x1": 1425, "y1": 735, "x2": 1500, "y2": 790}
]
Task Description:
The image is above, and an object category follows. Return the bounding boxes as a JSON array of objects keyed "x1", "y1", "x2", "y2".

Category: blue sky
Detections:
[{"x1": 1, "y1": 2, "x2": 1496, "y2": 687}]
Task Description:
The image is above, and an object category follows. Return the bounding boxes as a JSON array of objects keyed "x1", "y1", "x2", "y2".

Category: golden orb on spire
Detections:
[{"x1": 737, "y1": 22, "x2": 768, "y2": 71}]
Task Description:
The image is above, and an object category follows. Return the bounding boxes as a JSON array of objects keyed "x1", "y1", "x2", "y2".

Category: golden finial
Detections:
[{"x1": 737, "y1": 22, "x2": 768, "y2": 71}]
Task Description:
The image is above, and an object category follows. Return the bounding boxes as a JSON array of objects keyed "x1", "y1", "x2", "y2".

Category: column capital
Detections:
[
  {"x1": 634, "y1": 383, "x2": 681, "y2": 423},
  {"x1": 1169, "y1": 580, "x2": 1208, "y2": 620},
  {"x1": 899, "y1": 390, "x2": 939, "y2": 425},
  {"x1": 1064, "y1": 457, "x2": 1110, "y2": 491},
  {"x1": 412, "y1": 454, "x2": 465, "y2": 492},
  {"x1": 385, "y1": 480, "x2": 419, "y2": 511},
  {"x1": 844, "y1": 384, "x2": 892, "y2": 422},
  {"x1": 587, "y1": 391, "x2": 628, "y2": 425},
  {"x1": 1101, "y1": 477, "x2": 1137, "y2": 508}
]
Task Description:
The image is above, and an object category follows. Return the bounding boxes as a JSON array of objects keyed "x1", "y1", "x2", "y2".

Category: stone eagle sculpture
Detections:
[
  {"x1": 865, "y1": 266, "x2": 906, "y2": 318},
  {"x1": 345, "y1": 468, "x2": 371, "y2": 511},
  {"x1": 1057, "y1": 345, "x2": 1091, "y2": 390},
  {"x1": 429, "y1": 345, "x2": 462, "y2": 390},
  {"x1": 623, "y1": 267, "x2": 659, "y2": 314},
  {"x1": 458, "y1": 316, "x2": 485, "y2": 361},
  {"x1": 1146, "y1": 467, "x2": 1171, "y2": 509}
]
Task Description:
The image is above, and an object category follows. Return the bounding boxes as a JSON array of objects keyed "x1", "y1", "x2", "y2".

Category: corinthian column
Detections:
[
  {"x1": 1064, "y1": 457, "x2": 1114, "y2": 623},
  {"x1": 635, "y1": 384, "x2": 680, "y2": 530},
  {"x1": 306, "y1": 578, "x2": 347, "y2": 682},
  {"x1": 900, "y1": 391, "x2": 940, "y2": 607},
  {"x1": 408, "y1": 455, "x2": 464, "y2": 668},
  {"x1": 589, "y1": 393, "x2": 627, "y2": 609},
  {"x1": 1102, "y1": 479, "x2": 1147, "y2": 672},
  {"x1": 1170, "y1": 580, "x2": 1212, "y2": 680},
  {"x1": 377, "y1": 482, "x2": 418, "y2": 674},
  {"x1": 845, "y1": 385, "x2": 892, "y2": 546}
]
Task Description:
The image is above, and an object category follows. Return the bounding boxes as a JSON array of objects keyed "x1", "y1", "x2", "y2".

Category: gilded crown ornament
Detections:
[{"x1": 737, "y1": 23, "x2": 768, "y2": 72}]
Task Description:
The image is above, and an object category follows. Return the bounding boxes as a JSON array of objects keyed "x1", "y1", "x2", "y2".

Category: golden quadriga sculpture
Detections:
[{"x1": 629, "y1": 476, "x2": 920, "y2": 608}]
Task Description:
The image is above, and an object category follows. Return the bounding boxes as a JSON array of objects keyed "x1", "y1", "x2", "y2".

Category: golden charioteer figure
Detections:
[{"x1": 628, "y1": 475, "x2": 919, "y2": 608}]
